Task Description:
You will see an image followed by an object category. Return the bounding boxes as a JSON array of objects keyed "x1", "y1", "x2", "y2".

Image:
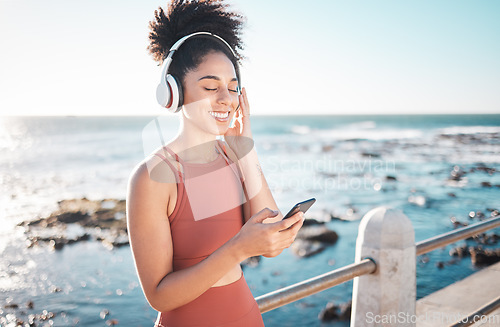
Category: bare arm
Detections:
[{"x1": 127, "y1": 158, "x2": 303, "y2": 312}]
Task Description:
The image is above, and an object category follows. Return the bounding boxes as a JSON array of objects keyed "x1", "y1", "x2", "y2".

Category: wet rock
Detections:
[
  {"x1": 436, "y1": 261, "x2": 445, "y2": 269},
  {"x1": 361, "y1": 152, "x2": 381, "y2": 158},
  {"x1": 19, "y1": 198, "x2": 127, "y2": 249},
  {"x1": 297, "y1": 225, "x2": 338, "y2": 244},
  {"x1": 487, "y1": 209, "x2": 499, "y2": 217},
  {"x1": 106, "y1": 318, "x2": 119, "y2": 326},
  {"x1": 291, "y1": 239, "x2": 326, "y2": 258},
  {"x1": 449, "y1": 245, "x2": 469, "y2": 258},
  {"x1": 291, "y1": 224, "x2": 339, "y2": 258},
  {"x1": 450, "y1": 216, "x2": 468, "y2": 228},
  {"x1": 472, "y1": 233, "x2": 499, "y2": 245},
  {"x1": 448, "y1": 165, "x2": 466, "y2": 181},
  {"x1": 418, "y1": 254, "x2": 430, "y2": 264},
  {"x1": 318, "y1": 301, "x2": 351, "y2": 322},
  {"x1": 470, "y1": 247, "x2": 500, "y2": 266},
  {"x1": 241, "y1": 256, "x2": 261, "y2": 268},
  {"x1": 472, "y1": 165, "x2": 496, "y2": 175},
  {"x1": 322, "y1": 144, "x2": 334, "y2": 152},
  {"x1": 100, "y1": 309, "x2": 110, "y2": 319},
  {"x1": 385, "y1": 175, "x2": 397, "y2": 181},
  {"x1": 4, "y1": 303, "x2": 19, "y2": 309},
  {"x1": 302, "y1": 218, "x2": 325, "y2": 227},
  {"x1": 26, "y1": 301, "x2": 34, "y2": 309},
  {"x1": 481, "y1": 181, "x2": 492, "y2": 188}
]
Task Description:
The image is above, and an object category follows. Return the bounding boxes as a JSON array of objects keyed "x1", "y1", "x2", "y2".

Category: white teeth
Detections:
[{"x1": 209, "y1": 111, "x2": 229, "y2": 119}]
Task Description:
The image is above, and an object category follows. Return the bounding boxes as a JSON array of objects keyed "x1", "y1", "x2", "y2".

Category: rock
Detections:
[
  {"x1": 291, "y1": 224, "x2": 339, "y2": 258},
  {"x1": 4, "y1": 303, "x2": 19, "y2": 309},
  {"x1": 450, "y1": 216, "x2": 468, "y2": 228},
  {"x1": 481, "y1": 181, "x2": 492, "y2": 187},
  {"x1": 241, "y1": 256, "x2": 261, "y2": 268},
  {"x1": 322, "y1": 145, "x2": 334, "y2": 152},
  {"x1": 20, "y1": 198, "x2": 127, "y2": 249},
  {"x1": 297, "y1": 225, "x2": 338, "y2": 244},
  {"x1": 291, "y1": 239, "x2": 326, "y2": 258},
  {"x1": 449, "y1": 245, "x2": 469, "y2": 258},
  {"x1": 106, "y1": 319, "x2": 119, "y2": 326},
  {"x1": 361, "y1": 152, "x2": 381, "y2": 158},
  {"x1": 474, "y1": 165, "x2": 496, "y2": 175},
  {"x1": 436, "y1": 261, "x2": 445, "y2": 269},
  {"x1": 418, "y1": 255, "x2": 430, "y2": 264},
  {"x1": 100, "y1": 309, "x2": 110, "y2": 319},
  {"x1": 448, "y1": 165, "x2": 466, "y2": 181},
  {"x1": 472, "y1": 233, "x2": 499, "y2": 245},
  {"x1": 470, "y1": 247, "x2": 500, "y2": 266},
  {"x1": 302, "y1": 218, "x2": 325, "y2": 227},
  {"x1": 385, "y1": 175, "x2": 397, "y2": 181},
  {"x1": 318, "y1": 301, "x2": 351, "y2": 322}
]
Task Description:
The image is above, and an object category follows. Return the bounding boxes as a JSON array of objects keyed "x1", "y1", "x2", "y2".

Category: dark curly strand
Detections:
[{"x1": 148, "y1": 0, "x2": 245, "y2": 85}]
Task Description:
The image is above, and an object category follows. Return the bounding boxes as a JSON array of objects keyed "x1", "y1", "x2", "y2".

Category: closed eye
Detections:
[{"x1": 204, "y1": 88, "x2": 217, "y2": 91}]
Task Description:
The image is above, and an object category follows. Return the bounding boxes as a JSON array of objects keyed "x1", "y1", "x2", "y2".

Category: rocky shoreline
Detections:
[
  {"x1": 18, "y1": 198, "x2": 129, "y2": 251},
  {"x1": 17, "y1": 198, "x2": 499, "y2": 269}
]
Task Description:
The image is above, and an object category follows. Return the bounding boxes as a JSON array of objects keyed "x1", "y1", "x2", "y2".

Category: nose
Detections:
[{"x1": 217, "y1": 87, "x2": 232, "y2": 107}]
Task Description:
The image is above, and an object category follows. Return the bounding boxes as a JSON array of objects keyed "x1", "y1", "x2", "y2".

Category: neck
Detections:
[{"x1": 172, "y1": 115, "x2": 219, "y2": 163}]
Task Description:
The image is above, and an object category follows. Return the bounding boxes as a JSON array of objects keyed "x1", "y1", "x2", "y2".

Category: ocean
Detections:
[{"x1": 1, "y1": 114, "x2": 499, "y2": 326}]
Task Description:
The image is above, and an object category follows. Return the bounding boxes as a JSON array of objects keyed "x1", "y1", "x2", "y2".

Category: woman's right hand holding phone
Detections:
[{"x1": 231, "y1": 207, "x2": 304, "y2": 260}]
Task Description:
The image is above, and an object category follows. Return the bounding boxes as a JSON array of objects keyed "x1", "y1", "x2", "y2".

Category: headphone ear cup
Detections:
[
  {"x1": 177, "y1": 77, "x2": 184, "y2": 110},
  {"x1": 156, "y1": 72, "x2": 171, "y2": 108},
  {"x1": 166, "y1": 74, "x2": 183, "y2": 113}
]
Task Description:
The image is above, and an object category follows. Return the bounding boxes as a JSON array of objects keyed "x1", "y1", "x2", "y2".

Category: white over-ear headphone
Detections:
[{"x1": 156, "y1": 31, "x2": 239, "y2": 113}]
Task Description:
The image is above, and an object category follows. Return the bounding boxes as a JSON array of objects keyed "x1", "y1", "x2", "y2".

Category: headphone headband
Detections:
[{"x1": 157, "y1": 31, "x2": 239, "y2": 112}]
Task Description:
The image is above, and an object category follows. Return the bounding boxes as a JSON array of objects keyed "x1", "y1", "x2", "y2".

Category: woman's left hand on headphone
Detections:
[{"x1": 224, "y1": 87, "x2": 253, "y2": 157}]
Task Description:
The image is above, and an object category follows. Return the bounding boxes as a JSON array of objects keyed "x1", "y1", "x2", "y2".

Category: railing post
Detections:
[{"x1": 351, "y1": 207, "x2": 416, "y2": 327}]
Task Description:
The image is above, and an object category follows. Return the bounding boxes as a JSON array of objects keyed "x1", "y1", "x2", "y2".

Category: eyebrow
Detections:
[{"x1": 198, "y1": 75, "x2": 238, "y2": 82}]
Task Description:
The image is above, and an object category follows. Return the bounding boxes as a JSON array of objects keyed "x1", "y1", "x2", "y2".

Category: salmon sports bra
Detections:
[{"x1": 154, "y1": 140, "x2": 246, "y2": 271}]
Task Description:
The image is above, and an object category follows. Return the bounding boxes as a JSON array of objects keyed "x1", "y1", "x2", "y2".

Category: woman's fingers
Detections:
[
  {"x1": 239, "y1": 87, "x2": 250, "y2": 118},
  {"x1": 274, "y1": 212, "x2": 304, "y2": 232}
]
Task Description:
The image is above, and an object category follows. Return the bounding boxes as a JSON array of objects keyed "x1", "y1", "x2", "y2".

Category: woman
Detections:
[{"x1": 127, "y1": 1, "x2": 304, "y2": 326}]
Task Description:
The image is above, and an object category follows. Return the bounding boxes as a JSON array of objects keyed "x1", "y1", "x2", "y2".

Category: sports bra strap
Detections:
[
  {"x1": 155, "y1": 148, "x2": 184, "y2": 182},
  {"x1": 215, "y1": 140, "x2": 246, "y2": 185}
]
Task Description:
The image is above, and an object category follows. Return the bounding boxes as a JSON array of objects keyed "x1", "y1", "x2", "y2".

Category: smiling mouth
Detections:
[{"x1": 209, "y1": 111, "x2": 229, "y2": 120}]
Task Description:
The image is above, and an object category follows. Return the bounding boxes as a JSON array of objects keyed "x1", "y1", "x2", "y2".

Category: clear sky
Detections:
[{"x1": 1, "y1": 0, "x2": 499, "y2": 116}]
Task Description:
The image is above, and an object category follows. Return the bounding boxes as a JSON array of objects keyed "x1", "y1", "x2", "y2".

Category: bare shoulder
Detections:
[
  {"x1": 129, "y1": 150, "x2": 179, "y2": 187},
  {"x1": 127, "y1": 151, "x2": 179, "y2": 219}
]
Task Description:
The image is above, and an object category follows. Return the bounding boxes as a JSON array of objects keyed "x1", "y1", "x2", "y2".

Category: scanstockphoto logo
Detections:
[
  {"x1": 365, "y1": 311, "x2": 500, "y2": 325},
  {"x1": 265, "y1": 155, "x2": 396, "y2": 192}
]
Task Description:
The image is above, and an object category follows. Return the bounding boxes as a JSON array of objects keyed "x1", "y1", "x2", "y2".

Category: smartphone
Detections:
[{"x1": 283, "y1": 198, "x2": 316, "y2": 219}]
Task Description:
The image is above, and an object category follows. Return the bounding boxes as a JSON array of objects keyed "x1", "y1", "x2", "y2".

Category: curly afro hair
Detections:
[{"x1": 148, "y1": 0, "x2": 245, "y2": 85}]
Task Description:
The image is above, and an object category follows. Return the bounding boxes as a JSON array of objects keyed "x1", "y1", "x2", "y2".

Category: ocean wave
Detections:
[
  {"x1": 290, "y1": 125, "x2": 311, "y2": 135},
  {"x1": 345, "y1": 120, "x2": 377, "y2": 129},
  {"x1": 439, "y1": 126, "x2": 500, "y2": 135},
  {"x1": 314, "y1": 128, "x2": 425, "y2": 141}
]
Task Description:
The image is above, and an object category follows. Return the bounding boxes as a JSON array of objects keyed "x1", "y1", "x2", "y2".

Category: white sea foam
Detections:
[
  {"x1": 314, "y1": 128, "x2": 425, "y2": 141},
  {"x1": 439, "y1": 126, "x2": 500, "y2": 135}
]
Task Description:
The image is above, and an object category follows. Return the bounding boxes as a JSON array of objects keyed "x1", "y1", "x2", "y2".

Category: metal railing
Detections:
[
  {"x1": 256, "y1": 258, "x2": 376, "y2": 313},
  {"x1": 416, "y1": 216, "x2": 500, "y2": 256},
  {"x1": 256, "y1": 215, "x2": 500, "y2": 314}
]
